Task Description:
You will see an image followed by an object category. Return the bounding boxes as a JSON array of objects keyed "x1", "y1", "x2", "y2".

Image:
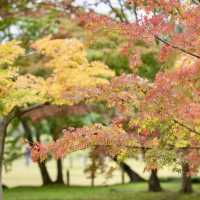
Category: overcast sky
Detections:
[
  {"x1": 74, "y1": 0, "x2": 137, "y2": 21},
  {"x1": 74, "y1": 0, "x2": 119, "y2": 14}
]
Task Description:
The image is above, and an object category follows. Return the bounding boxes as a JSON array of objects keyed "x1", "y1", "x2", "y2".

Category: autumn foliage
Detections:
[{"x1": 7, "y1": 1, "x2": 200, "y2": 175}]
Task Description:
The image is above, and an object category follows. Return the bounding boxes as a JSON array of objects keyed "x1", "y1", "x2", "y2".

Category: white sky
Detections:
[
  {"x1": 74, "y1": 0, "x2": 114, "y2": 14},
  {"x1": 74, "y1": 0, "x2": 137, "y2": 21}
]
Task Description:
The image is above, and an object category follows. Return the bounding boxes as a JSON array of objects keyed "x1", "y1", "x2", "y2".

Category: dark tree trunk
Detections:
[
  {"x1": 52, "y1": 129, "x2": 64, "y2": 185},
  {"x1": 90, "y1": 156, "x2": 95, "y2": 187},
  {"x1": 0, "y1": 109, "x2": 18, "y2": 199},
  {"x1": 113, "y1": 157, "x2": 145, "y2": 183},
  {"x1": 181, "y1": 163, "x2": 193, "y2": 193},
  {"x1": 21, "y1": 118, "x2": 53, "y2": 185},
  {"x1": 0, "y1": 118, "x2": 7, "y2": 200},
  {"x1": 38, "y1": 162, "x2": 53, "y2": 185},
  {"x1": 119, "y1": 161, "x2": 146, "y2": 182},
  {"x1": 148, "y1": 169, "x2": 162, "y2": 192},
  {"x1": 55, "y1": 159, "x2": 64, "y2": 184}
]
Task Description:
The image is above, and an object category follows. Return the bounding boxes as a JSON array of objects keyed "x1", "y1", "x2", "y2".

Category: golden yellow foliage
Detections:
[
  {"x1": 0, "y1": 40, "x2": 25, "y2": 66},
  {"x1": 2, "y1": 74, "x2": 47, "y2": 114},
  {"x1": 32, "y1": 36, "x2": 115, "y2": 104},
  {"x1": 0, "y1": 41, "x2": 47, "y2": 115},
  {"x1": 0, "y1": 36, "x2": 115, "y2": 114}
]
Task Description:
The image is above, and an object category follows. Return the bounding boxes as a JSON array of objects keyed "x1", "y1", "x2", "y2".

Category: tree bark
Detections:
[
  {"x1": 55, "y1": 159, "x2": 64, "y2": 184},
  {"x1": 0, "y1": 108, "x2": 19, "y2": 199},
  {"x1": 38, "y1": 162, "x2": 53, "y2": 185},
  {"x1": 0, "y1": 105, "x2": 48, "y2": 198},
  {"x1": 181, "y1": 163, "x2": 193, "y2": 193},
  {"x1": 148, "y1": 169, "x2": 162, "y2": 192},
  {"x1": 119, "y1": 161, "x2": 146, "y2": 182},
  {"x1": 113, "y1": 157, "x2": 145, "y2": 183},
  {"x1": 0, "y1": 118, "x2": 7, "y2": 200},
  {"x1": 52, "y1": 128, "x2": 64, "y2": 185},
  {"x1": 21, "y1": 118, "x2": 53, "y2": 185}
]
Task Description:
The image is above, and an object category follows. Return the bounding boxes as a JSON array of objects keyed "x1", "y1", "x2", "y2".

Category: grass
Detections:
[
  {"x1": 4, "y1": 183, "x2": 200, "y2": 200},
  {"x1": 3, "y1": 158, "x2": 200, "y2": 200}
]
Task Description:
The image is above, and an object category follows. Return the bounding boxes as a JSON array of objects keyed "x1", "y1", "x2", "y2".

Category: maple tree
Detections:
[
  {"x1": 0, "y1": 36, "x2": 114, "y2": 198},
  {"x1": 1, "y1": 1, "x2": 140, "y2": 189},
  {"x1": 0, "y1": 40, "x2": 46, "y2": 198},
  {"x1": 2, "y1": 0, "x2": 200, "y2": 196},
  {"x1": 28, "y1": 0, "x2": 200, "y2": 194}
]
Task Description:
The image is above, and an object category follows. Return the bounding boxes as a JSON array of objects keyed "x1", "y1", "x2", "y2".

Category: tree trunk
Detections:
[
  {"x1": 181, "y1": 163, "x2": 193, "y2": 193},
  {"x1": 38, "y1": 162, "x2": 53, "y2": 185},
  {"x1": 21, "y1": 118, "x2": 53, "y2": 185},
  {"x1": 0, "y1": 109, "x2": 18, "y2": 199},
  {"x1": 52, "y1": 129, "x2": 64, "y2": 185},
  {"x1": 148, "y1": 169, "x2": 162, "y2": 192},
  {"x1": 119, "y1": 161, "x2": 146, "y2": 182},
  {"x1": 113, "y1": 157, "x2": 145, "y2": 183},
  {"x1": 0, "y1": 118, "x2": 7, "y2": 200},
  {"x1": 55, "y1": 159, "x2": 64, "y2": 184}
]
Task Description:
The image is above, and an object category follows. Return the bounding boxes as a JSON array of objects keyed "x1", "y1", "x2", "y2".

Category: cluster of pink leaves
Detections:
[
  {"x1": 31, "y1": 123, "x2": 138, "y2": 162},
  {"x1": 79, "y1": 2, "x2": 200, "y2": 63},
  {"x1": 60, "y1": 74, "x2": 149, "y2": 114},
  {"x1": 145, "y1": 63, "x2": 200, "y2": 125}
]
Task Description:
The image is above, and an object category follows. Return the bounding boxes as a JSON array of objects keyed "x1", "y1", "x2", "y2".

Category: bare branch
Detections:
[
  {"x1": 173, "y1": 119, "x2": 200, "y2": 136},
  {"x1": 155, "y1": 35, "x2": 200, "y2": 59}
]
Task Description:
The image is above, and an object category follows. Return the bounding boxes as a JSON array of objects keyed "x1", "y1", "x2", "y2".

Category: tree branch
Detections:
[
  {"x1": 191, "y1": 0, "x2": 200, "y2": 5},
  {"x1": 173, "y1": 119, "x2": 200, "y2": 135},
  {"x1": 133, "y1": 2, "x2": 138, "y2": 24},
  {"x1": 155, "y1": 35, "x2": 200, "y2": 59},
  {"x1": 18, "y1": 103, "x2": 49, "y2": 116}
]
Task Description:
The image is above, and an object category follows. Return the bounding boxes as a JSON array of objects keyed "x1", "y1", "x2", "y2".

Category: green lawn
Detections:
[{"x1": 4, "y1": 183, "x2": 200, "y2": 200}]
